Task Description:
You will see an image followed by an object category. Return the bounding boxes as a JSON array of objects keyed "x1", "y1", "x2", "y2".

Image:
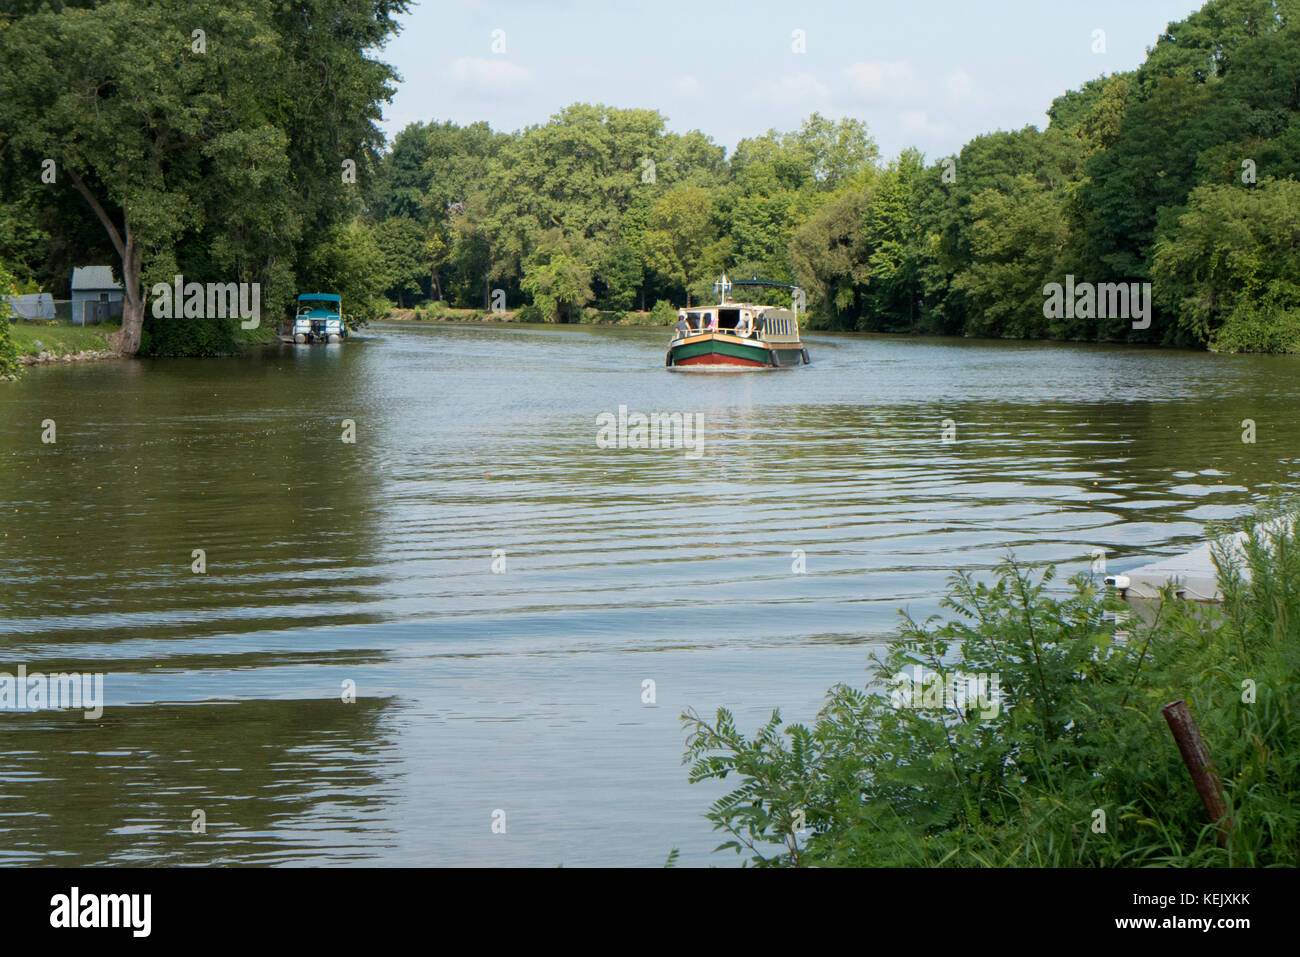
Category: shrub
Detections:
[
  {"x1": 647, "y1": 299, "x2": 678, "y2": 326},
  {"x1": 684, "y1": 509, "x2": 1300, "y2": 867},
  {"x1": 0, "y1": 266, "x2": 22, "y2": 378},
  {"x1": 139, "y1": 313, "x2": 240, "y2": 357}
]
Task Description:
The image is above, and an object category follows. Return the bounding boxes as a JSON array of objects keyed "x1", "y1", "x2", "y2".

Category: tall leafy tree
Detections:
[
  {"x1": 1152, "y1": 178, "x2": 1300, "y2": 351},
  {"x1": 641, "y1": 185, "x2": 718, "y2": 307},
  {"x1": 0, "y1": 0, "x2": 407, "y2": 354}
]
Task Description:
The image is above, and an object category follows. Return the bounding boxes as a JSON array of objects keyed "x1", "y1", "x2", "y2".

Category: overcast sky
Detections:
[{"x1": 378, "y1": 0, "x2": 1203, "y2": 161}]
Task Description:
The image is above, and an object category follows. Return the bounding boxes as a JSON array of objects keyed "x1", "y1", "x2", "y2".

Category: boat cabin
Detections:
[{"x1": 675, "y1": 306, "x2": 801, "y2": 341}]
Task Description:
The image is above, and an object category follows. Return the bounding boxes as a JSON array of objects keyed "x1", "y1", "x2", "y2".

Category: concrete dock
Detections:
[{"x1": 1106, "y1": 517, "x2": 1292, "y2": 602}]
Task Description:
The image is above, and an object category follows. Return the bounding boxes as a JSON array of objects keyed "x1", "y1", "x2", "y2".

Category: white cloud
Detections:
[
  {"x1": 758, "y1": 72, "x2": 830, "y2": 107},
  {"x1": 843, "y1": 61, "x2": 915, "y2": 99},
  {"x1": 446, "y1": 57, "x2": 534, "y2": 96},
  {"x1": 899, "y1": 110, "x2": 952, "y2": 142},
  {"x1": 945, "y1": 69, "x2": 977, "y2": 102},
  {"x1": 674, "y1": 74, "x2": 701, "y2": 97}
]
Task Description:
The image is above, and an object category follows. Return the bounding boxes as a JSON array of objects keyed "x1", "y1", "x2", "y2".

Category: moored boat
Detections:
[
  {"x1": 665, "y1": 276, "x2": 810, "y2": 369},
  {"x1": 279, "y1": 293, "x2": 348, "y2": 343}
]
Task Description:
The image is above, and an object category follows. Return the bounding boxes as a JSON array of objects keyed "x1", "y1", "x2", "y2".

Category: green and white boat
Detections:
[{"x1": 666, "y1": 276, "x2": 810, "y2": 369}]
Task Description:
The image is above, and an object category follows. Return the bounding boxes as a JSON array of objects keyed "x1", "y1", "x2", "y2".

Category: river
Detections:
[{"x1": 0, "y1": 321, "x2": 1296, "y2": 865}]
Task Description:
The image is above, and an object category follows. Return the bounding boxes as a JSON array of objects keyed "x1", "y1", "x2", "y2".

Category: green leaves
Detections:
[
  {"x1": 1152, "y1": 178, "x2": 1300, "y2": 351},
  {"x1": 0, "y1": 264, "x2": 20, "y2": 379},
  {"x1": 683, "y1": 523, "x2": 1300, "y2": 867},
  {"x1": 0, "y1": 0, "x2": 407, "y2": 353}
]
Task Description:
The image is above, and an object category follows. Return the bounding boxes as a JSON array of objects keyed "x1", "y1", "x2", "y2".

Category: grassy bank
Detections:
[
  {"x1": 684, "y1": 506, "x2": 1300, "y2": 867},
  {"x1": 9, "y1": 319, "x2": 118, "y2": 357},
  {"x1": 238, "y1": 320, "x2": 281, "y2": 346}
]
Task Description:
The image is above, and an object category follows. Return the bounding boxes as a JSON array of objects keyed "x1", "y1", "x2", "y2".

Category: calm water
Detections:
[{"x1": 1, "y1": 321, "x2": 1297, "y2": 865}]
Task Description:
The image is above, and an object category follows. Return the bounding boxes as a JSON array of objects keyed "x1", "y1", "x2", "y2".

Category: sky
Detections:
[{"x1": 377, "y1": 0, "x2": 1204, "y2": 161}]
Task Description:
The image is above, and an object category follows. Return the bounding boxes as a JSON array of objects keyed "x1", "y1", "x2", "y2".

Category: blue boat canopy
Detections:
[{"x1": 297, "y1": 293, "x2": 340, "y2": 303}]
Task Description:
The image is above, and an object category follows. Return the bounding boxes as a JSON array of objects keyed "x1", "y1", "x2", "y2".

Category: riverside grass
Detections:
[
  {"x1": 9, "y1": 320, "x2": 116, "y2": 357},
  {"x1": 683, "y1": 506, "x2": 1300, "y2": 867}
]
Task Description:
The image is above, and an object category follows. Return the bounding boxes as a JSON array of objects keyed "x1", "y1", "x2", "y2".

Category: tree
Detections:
[
  {"x1": 303, "y1": 219, "x2": 392, "y2": 326},
  {"x1": 0, "y1": 264, "x2": 19, "y2": 379},
  {"x1": 520, "y1": 231, "x2": 594, "y2": 322},
  {"x1": 1152, "y1": 178, "x2": 1300, "y2": 352},
  {"x1": 1138, "y1": 0, "x2": 1293, "y2": 89},
  {"x1": 953, "y1": 177, "x2": 1070, "y2": 339},
  {"x1": 789, "y1": 185, "x2": 874, "y2": 328},
  {"x1": 374, "y1": 217, "x2": 428, "y2": 306},
  {"x1": 642, "y1": 185, "x2": 717, "y2": 306},
  {"x1": 595, "y1": 241, "x2": 642, "y2": 312},
  {"x1": 796, "y1": 113, "x2": 880, "y2": 187},
  {"x1": 0, "y1": 0, "x2": 407, "y2": 354},
  {"x1": 860, "y1": 152, "x2": 928, "y2": 330}
]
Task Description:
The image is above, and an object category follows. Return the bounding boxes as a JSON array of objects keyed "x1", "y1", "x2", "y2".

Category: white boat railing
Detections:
[
  {"x1": 670, "y1": 324, "x2": 801, "y2": 343},
  {"x1": 671, "y1": 324, "x2": 768, "y2": 341}
]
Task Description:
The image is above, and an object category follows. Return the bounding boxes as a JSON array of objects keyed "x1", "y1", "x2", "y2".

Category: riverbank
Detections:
[{"x1": 9, "y1": 320, "x2": 119, "y2": 365}]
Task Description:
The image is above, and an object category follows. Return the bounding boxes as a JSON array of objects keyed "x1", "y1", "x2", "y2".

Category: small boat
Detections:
[
  {"x1": 665, "y1": 275, "x2": 810, "y2": 369},
  {"x1": 280, "y1": 293, "x2": 347, "y2": 343}
]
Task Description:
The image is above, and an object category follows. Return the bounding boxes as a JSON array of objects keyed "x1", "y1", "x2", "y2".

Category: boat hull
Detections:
[{"x1": 666, "y1": 333, "x2": 808, "y2": 369}]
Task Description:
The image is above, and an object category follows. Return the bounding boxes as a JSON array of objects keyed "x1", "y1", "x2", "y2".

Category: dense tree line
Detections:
[
  {"x1": 362, "y1": 0, "x2": 1300, "y2": 352},
  {"x1": 0, "y1": 0, "x2": 407, "y2": 355},
  {"x1": 2, "y1": 0, "x2": 1298, "y2": 355}
]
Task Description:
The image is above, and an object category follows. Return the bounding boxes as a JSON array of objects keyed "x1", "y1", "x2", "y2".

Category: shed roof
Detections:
[{"x1": 71, "y1": 266, "x2": 122, "y2": 291}]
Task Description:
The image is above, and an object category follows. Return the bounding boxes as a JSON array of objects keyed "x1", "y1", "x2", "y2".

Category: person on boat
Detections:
[
  {"x1": 674, "y1": 313, "x2": 691, "y2": 338},
  {"x1": 735, "y1": 311, "x2": 753, "y2": 338}
]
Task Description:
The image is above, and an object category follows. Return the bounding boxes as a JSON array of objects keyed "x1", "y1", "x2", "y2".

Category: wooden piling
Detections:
[{"x1": 1161, "y1": 699, "x2": 1231, "y2": 846}]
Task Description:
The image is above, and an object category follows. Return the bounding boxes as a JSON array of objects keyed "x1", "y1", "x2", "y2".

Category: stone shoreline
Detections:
[{"x1": 18, "y1": 349, "x2": 119, "y2": 366}]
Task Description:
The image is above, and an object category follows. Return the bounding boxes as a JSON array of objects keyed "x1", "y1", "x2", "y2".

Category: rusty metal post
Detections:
[{"x1": 1161, "y1": 699, "x2": 1231, "y2": 846}]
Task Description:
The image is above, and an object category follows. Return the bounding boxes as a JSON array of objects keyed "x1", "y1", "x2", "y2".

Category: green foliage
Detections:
[
  {"x1": 303, "y1": 220, "x2": 392, "y2": 326},
  {"x1": 11, "y1": 0, "x2": 1300, "y2": 355},
  {"x1": 0, "y1": 265, "x2": 20, "y2": 378},
  {"x1": 139, "y1": 311, "x2": 240, "y2": 358},
  {"x1": 1138, "y1": 0, "x2": 1293, "y2": 88},
  {"x1": 1152, "y1": 178, "x2": 1300, "y2": 352},
  {"x1": 374, "y1": 217, "x2": 430, "y2": 307},
  {"x1": 0, "y1": 0, "x2": 407, "y2": 353},
  {"x1": 349, "y1": 0, "x2": 1300, "y2": 352},
  {"x1": 647, "y1": 299, "x2": 679, "y2": 325},
  {"x1": 520, "y1": 231, "x2": 595, "y2": 322},
  {"x1": 789, "y1": 185, "x2": 875, "y2": 328},
  {"x1": 684, "y1": 508, "x2": 1300, "y2": 866},
  {"x1": 642, "y1": 185, "x2": 716, "y2": 305},
  {"x1": 953, "y1": 176, "x2": 1070, "y2": 339}
]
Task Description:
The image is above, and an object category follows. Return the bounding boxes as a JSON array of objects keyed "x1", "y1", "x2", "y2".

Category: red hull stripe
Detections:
[{"x1": 674, "y1": 353, "x2": 768, "y2": 367}]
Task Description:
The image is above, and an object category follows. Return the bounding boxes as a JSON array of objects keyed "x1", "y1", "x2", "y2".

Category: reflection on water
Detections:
[
  {"x1": 1, "y1": 322, "x2": 1297, "y2": 864},
  {"x1": 0, "y1": 699, "x2": 398, "y2": 866}
]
